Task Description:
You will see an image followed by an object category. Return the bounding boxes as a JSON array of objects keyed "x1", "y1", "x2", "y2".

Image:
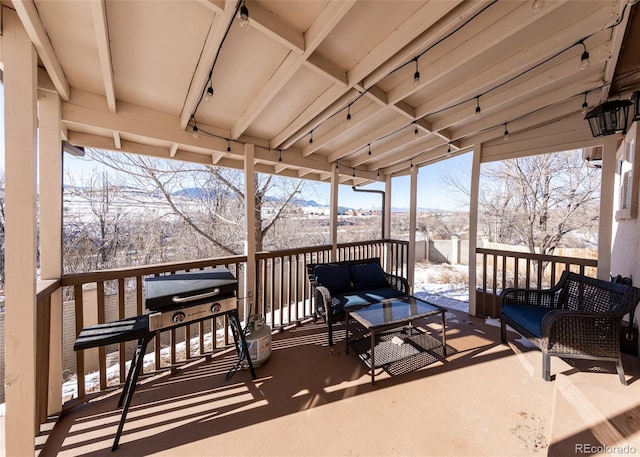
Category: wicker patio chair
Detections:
[{"x1": 500, "y1": 271, "x2": 640, "y2": 385}]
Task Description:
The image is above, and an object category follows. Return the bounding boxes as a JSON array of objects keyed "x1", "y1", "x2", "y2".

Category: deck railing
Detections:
[
  {"x1": 475, "y1": 247, "x2": 598, "y2": 317},
  {"x1": 57, "y1": 240, "x2": 408, "y2": 404},
  {"x1": 254, "y1": 239, "x2": 408, "y2": 329}
]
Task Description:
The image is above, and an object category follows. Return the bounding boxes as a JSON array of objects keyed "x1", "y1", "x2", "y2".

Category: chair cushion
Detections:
[
  {"x1": 350, "y1": 262, "x2": 388, "y2": 290},
  {"x1": 330, "y1": 287, "x2": 405, "y2": 315},
  {"x1": 314, "y1": 264, "x2": 352, "y2": 294},
  {"x1": 501, "y1": 304, "x2": 553, "y2": 338}
]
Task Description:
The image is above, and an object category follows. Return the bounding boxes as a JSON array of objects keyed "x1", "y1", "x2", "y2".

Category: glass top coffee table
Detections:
[{"x1": 345, "y1": 295, "x2": 447, "y2": 384}]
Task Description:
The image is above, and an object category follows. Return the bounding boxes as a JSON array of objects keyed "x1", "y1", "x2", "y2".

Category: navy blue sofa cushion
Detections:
[
  {"x1": 350, "y1": 262, "x2": 388, "y2": 290},
  {"x1": 501, "y1": 304, "x2": 553, "y2": 338},
  {"x1": 330, "y1": 287, "x2": 405, "y2": 315},
  {"x1": 314, "y1": 264, "x2": 353, "y2": 294}
]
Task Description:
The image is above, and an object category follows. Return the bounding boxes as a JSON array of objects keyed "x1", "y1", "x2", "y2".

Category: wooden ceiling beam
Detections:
[
  {"x1": 179, "y1": 0, "x2": 237, "y2": 130},
  {"x1": 13, "y1": 0, "x2": 71, "y2": 100},
  {"x1": 90, "y1": 0, "x2": 116, "y2": 113}
]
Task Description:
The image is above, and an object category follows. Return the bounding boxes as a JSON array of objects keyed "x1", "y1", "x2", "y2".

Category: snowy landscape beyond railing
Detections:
[{"x1": 58, "y1": 239, "x2": 408, "y2": 406}]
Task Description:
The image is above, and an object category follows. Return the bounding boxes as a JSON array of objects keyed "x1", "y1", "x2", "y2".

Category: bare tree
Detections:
[
  {"x1": 64, "y1": 171, "x2": 131, "y2": 271},
  {"x1": 80, "y1": 149, "x2": 306, "y2": 255},
  {"x1": 443, "y1": 150, "x2": 600, "y2": 255}
]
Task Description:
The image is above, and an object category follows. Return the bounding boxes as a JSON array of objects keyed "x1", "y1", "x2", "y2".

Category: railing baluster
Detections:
[
  {"x1": 118, "y1": 278, "x2": 126, "y2": 384},
  {"x1": 97, "y1": 281, "x2": 107, "y2": 391}
]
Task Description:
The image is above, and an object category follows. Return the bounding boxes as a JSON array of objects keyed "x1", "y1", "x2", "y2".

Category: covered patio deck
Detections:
[{"x1": 37, "y1": 309, "x2": 640, "y2": 456}]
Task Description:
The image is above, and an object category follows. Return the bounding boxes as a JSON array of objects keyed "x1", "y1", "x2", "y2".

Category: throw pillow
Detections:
[
  {"x1": 350, "y1": 262, "x2": 388, "y2": 290},
  {"x1": 314, "y1": 264, "x2": 352, "y2": 294}
]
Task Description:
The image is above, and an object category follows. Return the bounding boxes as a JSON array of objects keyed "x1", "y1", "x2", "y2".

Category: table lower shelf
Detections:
[{"x1": 349, "y1": 328, "x2": 447, "y2": 376}]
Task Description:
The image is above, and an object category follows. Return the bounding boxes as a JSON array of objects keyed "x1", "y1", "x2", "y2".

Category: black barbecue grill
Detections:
[{"x1": 73, "y1": 267, "x2": 256, "y2": 451}]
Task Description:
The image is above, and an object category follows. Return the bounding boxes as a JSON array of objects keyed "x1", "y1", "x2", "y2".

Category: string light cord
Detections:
[
  {"x1": 306, "y1": 1, "x2": 629, "y2": 150},
  {"x1": 185, "y1": 0, "x2": 244, "y2": 127},
  {"x1": 186, "y1": 1, "x2": 633, "y2": 180}
]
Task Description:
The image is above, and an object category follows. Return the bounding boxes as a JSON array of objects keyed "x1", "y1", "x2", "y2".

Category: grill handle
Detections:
[{"x1": 172, "y1": 288, "x2": 220, "y2": 303}]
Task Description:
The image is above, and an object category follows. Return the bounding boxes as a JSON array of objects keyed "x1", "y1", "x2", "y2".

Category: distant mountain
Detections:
[
  {"x1": 171, "y1": 188, "x2": 324, "y2": 208},
  {"x1": 171, "y1": 187, "x2": 230, "y2": 199},
  {"x1": 391, "y1": 207, "x2": 451, "y2": 213}
]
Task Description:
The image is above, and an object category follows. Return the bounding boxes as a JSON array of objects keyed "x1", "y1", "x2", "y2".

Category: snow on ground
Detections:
[{"x1": 413, "y1": 263, "x2": 470, "y2": 313}]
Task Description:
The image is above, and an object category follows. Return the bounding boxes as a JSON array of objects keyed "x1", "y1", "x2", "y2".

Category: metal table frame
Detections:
[
  {"x1": 73, "y1": 307, "x2": 255, "y2": 451},
  {"x1": 345, "y1": 296, "x2": 447, "y2": 384}
]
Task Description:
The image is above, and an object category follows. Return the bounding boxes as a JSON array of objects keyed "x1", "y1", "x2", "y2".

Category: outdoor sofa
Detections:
[
  {"x1": 307, "y1": 258, "x2": 409, "y2": 346},
  {"x1": 500, "y1": 270, "x2": 640, "y2": 385}
]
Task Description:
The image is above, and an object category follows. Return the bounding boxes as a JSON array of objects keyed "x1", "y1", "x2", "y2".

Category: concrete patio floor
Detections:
[{"x1": 36, "y1": 309, "x2": 640, "y2": 456}]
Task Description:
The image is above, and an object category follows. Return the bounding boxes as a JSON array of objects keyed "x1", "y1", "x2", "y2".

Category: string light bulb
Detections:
[
  {"x1": 309, "y1": 130, "x2": 314, "y2": 145},
  {"x1": 581, "y1": 92, "x2": 589, "y2": 115},
  {"x1": 226, "y1": 139, "x2": 231, "y2": 153},
  {"x1": 579, "y1": 40, "x2": 590, "y2": 70},
  {"x1": 192, "y1": 124, "x2": 199, "y2": 139},
  {"x1": 413, "y1": 58, "x2": 421, "y2": 87},
  {"x1": 475, "y1": 96, "x2": 482, "y2": 120},
  {"x1": 278, "y1": 150, "x2": 282, "y2": 162},
  {"x1": 532, "y1": 0, "x2": 544, "y2": 13},
  {"x1": 368, "y1": 144, "x2": 372, "y2": 155},
  {"x1": 503, "y1": 123, "x2": 509, "y2": 141},
  {"x1": 239, "y1": 0, "x2": 250, "y2": 29},
  {"x1": 205, "y1": 85, "x2": 214, "y2": 101},
  {"x1": 447, "y1": 143, "x2": 451, "y2": 156},
  {"x1": 346, "y1": 105, "x2": 352, "y2": 125}
]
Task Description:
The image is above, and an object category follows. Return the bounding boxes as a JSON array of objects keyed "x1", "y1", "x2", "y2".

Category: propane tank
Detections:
[{"x1": 243, "y1": 315, "x2": 272, "y2": 367}]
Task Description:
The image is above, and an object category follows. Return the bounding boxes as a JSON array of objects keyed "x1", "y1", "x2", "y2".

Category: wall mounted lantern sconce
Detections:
[
  {"x1": 632, "y1": 91, "x2": 640, "y2": 122},
  {"x1": 584, "y1": 99, "x2": 632, "y2": 137}
]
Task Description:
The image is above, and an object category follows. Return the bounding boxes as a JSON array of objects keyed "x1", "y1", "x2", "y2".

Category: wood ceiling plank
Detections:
[
  {"x1": 414, "y1": 5, "x2": 619, "y2": 119},
  {"x1": 327, "y1": 116, "x2": 409, "y2": 163},
  {"x1": 430, "y1": 42, "x2": 611, "y2": 133},
  {"x1": 231, "y1": 0, "x2": 355, "y2": 140},
  {"x1": 346, "y1": 0, "x2": 464, "y2": 86},
  {"x1": 301, "y1": 100, "x2": 381, "y2": 157},
  {"x1": 385, "y1": 0, "x2": 565, "y2": 106},
  {"x1": 269, "y1": 0, "x2": 460, "y2": 150},
  {"x1": 451, "y1": 75, "x2": 601, "y2": 144}
]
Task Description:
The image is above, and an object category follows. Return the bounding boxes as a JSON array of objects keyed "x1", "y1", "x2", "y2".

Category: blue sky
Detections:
[{"x1": 0, "y1": 83, "x2": 470, "y2": 211}]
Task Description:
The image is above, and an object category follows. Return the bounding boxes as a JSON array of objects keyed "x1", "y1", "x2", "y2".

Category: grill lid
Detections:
[{"x1": 144, "y1": 267, "x2": 238, "y2": 311}]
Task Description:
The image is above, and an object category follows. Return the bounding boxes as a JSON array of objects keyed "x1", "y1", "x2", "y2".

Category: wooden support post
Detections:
[
  {"x1": 468, "y1": 144, "x2": 482, "y2": 316},
  {"x1": 3, "y1": 7, "x2": 39, "y2": 454},
  {"x1": 244, "y1": 143, "x2": 256, "y2": 321},
  {"x1": 38, "y1": 88, "x2": 64, "y2": 416}
]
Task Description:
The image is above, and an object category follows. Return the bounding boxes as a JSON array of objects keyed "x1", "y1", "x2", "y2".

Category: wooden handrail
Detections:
[
  {"x1": 61, "y1": 255, "x2": 247, "y2": 286},
  {"x1": 475, "y1": 247, "x2": 597, "y2": 317}
]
